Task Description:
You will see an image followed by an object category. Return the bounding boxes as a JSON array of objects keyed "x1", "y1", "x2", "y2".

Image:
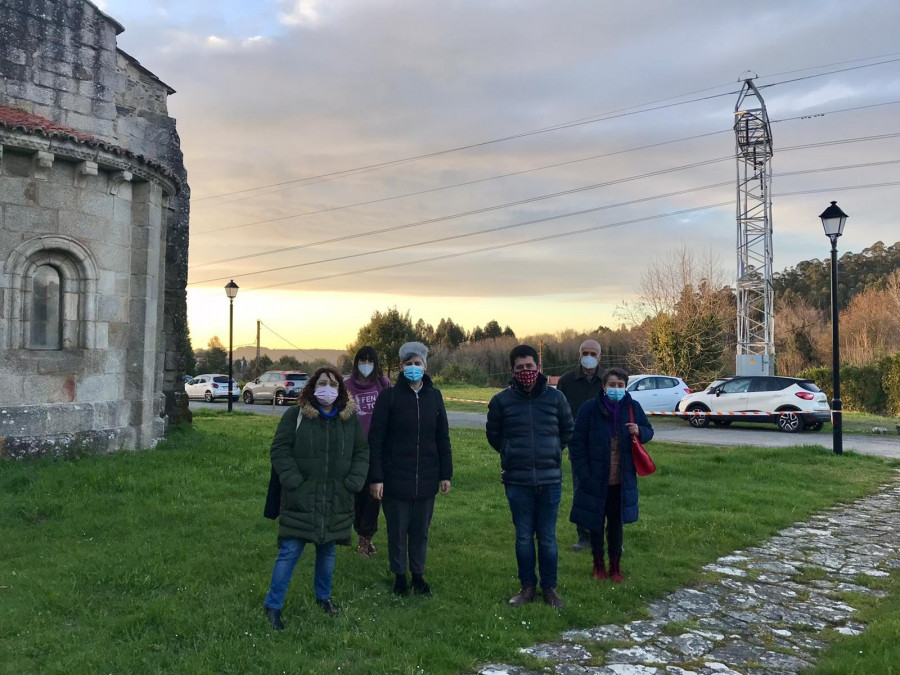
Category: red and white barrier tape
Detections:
[{"x1": 444, "y1": 397, "x2": 491, "y2": 404}]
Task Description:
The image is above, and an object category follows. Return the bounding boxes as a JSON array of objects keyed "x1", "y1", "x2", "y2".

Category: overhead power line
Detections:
[
  {"x1": 191, "y1": 98, "x2": 900, "y2": 238},
  {"x1": 191, "y1": 160, "x2": 900, "y2": 287},
  {"x1": 240, "y1": 179, "x2": 900, "y2": 294},
  {"x1": 190, "y1": 131, "x2": 900, "y2": 275},
  {"x1": 191, "y1": 56, "x2": 900, "y2": 205},
  {"x1": 259, "y1": 321, "x2": 320, "y2": 361}
]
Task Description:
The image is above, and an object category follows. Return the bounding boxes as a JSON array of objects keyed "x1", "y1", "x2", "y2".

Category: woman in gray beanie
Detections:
[{"x1": 367, "y1": 342, "x2": 453, "y2": 596}]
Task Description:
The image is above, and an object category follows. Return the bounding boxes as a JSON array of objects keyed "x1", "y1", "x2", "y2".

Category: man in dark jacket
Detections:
[
  {"x1": 486, "y1": 344, "x2": 574, "y2": 609},
  {"x1": 556, "y1": 338, "x2": 603, "y2": 552}
]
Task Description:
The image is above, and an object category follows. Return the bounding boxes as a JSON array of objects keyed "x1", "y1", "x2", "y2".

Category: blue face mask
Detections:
[
  {"x1": 403, "y1": 365, "x2": 424, "y2": 382},
  {"x1": 606, "y1": 387, "x2": 626, "y2": 402}
]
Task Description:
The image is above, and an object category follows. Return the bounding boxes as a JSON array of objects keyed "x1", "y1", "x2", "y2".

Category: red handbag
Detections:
[{"x1": 630, "y1": 406, "x2": 656, "y2": 476}]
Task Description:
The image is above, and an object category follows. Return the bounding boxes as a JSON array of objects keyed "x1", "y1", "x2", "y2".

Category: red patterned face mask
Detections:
[{"x1": 514, "y1": 369, "x2": 539, "y2": 388}]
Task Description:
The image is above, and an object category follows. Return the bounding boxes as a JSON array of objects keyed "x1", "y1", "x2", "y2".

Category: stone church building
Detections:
[{"x1": 0, "y1": 0, "x2": 190, "y2": 457}]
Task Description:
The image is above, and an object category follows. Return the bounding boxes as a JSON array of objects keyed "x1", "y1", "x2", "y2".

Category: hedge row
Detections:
[{"x1": 798, "y1": 353, "x2": 900, "y2": 416}]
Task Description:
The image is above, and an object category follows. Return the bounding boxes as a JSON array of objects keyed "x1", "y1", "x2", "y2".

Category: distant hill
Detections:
[{"x1": 232, "y1": 346, "x2": 344, "y2": 365}]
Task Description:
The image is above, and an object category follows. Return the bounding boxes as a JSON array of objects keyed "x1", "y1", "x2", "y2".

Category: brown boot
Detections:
[
  {"x1": 609, "y1": 555, "x2": 624, "y2": 583},
  {"x1": 591, "y1": 552, "x2": 607, "y2": 580},
  {"x1": 357, "y1": 536, "x2": 373, "y2": 558},
  {"x1": 508, "y1": 586, "x2": 536, "y2": 607},
  {"x1": 542, "y1": 587, "x2": 565, "y2": 608},
  {"x1": 367, "y1": 538, "x2": 377, "y2": 555}
]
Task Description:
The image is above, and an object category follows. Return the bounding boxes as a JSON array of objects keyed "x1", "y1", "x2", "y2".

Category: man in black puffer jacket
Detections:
[{"x1": 486, "y1": 344, "x2": 574, "y2": 609}]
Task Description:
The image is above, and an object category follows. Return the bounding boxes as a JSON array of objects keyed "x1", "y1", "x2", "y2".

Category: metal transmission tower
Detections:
[{"x1": 734, "y1": 76, "x2": 775, "y2": 376}]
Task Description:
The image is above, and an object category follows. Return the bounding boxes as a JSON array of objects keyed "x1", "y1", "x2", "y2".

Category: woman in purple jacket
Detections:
[{"x1": 344, "y1": 346, "x2": 391, "y2": 557}]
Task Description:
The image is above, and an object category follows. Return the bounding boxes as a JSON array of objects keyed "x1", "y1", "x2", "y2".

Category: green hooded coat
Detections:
[{"x1": 270, "y1": 397, "x2": 369, "y2": 544}]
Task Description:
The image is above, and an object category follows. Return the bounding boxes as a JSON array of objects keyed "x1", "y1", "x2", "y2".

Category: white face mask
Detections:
[
  {"x1": 581, "y1": 355, "x2": 598, "y2": 370},
  {"x1": 358, "y1": 363, "x2": 374, "y2": 377}
]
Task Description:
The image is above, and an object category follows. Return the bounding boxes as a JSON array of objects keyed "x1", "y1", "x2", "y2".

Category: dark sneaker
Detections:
[
  {"x1": 357, "y1": 536, "x2": 373, "y2": 558},
  {"x1": 264, "y1": 606, "x2": 284, "y2": 631},
  {"x1": 542, "y1": 587, "x2": 565, "y2": 608},
  {"x1": 393, "y1": 574, "x2": 409, "y2": 596},
  {"x1": 316, "y1": 598, "x2": 339, "y2": 616},
  {"x1": 571, "y1": 538, "x2": 591, "y2": 552},
  {"x1": 508, "y1": 586, "x2": 536, "y2": 607},
  {"x1": 411, "y1": 575, "x2": 432, "y2": 596}
]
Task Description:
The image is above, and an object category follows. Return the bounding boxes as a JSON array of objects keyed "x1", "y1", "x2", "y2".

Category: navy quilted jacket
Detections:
[{"x1": 568, "y1": 392, "x2": 653, "y2": 529}]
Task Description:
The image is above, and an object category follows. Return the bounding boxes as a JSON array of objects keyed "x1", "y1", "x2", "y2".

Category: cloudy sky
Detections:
[{"x1": 99, "y1": 0, "x2": 900, "y2": 351}]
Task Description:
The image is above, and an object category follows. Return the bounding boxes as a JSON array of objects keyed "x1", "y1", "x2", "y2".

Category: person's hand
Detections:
[
  {"x1": 626, "y1": 423, "x2": 639, "y2": 436},
  {"x1": 440, "y1": 480, "x2": 451, "y2": 495},
  {"x1": 370, "y1": 483, "x2": 384, "y2": 500}
]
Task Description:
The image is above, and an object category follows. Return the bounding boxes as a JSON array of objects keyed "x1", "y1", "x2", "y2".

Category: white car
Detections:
[
  {"x1": 676, "y1": 375, "x2": 830, "y2": 433},
  {"x1": 626, "y1": 374, "x2": 691, "y2": 412},
  {"x1": 185, "y1": 374, "x2": 240, "y2": 402}
]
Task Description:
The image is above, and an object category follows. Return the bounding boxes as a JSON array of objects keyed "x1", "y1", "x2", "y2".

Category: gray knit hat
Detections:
[{"x1": 398, "y1": 341, "x2": 428, "y2": 364}]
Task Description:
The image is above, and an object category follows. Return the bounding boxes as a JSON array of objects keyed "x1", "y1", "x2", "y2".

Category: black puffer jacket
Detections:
[
  {"x1": 368, "y1": 374, "x2": 453, "y2": 500},
  {"x1": 485, "y1": 373, "x2": 574, "y2": 486}
]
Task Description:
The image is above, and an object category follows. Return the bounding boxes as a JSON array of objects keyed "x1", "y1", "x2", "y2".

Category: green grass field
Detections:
[{"x1": 1, "y1": 410, "x2": 898, "y2": 674}]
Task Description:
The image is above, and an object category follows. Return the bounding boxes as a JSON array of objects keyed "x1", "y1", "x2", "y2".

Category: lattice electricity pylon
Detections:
[{"x1": 734, "y1": 77, "x2": 775, "y2": 376}]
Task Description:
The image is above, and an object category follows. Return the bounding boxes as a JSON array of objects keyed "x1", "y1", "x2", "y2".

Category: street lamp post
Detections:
[
  {"x1": 225, "y1": 280, "x2": 239, "y2": 413},
  {"x1": 819, "y1": 201, "x2": 848, "y2": 456}
]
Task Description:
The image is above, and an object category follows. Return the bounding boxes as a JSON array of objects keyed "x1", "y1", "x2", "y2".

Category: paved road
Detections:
[{"x1": 190, "y1": 402, "x2": 900, "y2": 460}]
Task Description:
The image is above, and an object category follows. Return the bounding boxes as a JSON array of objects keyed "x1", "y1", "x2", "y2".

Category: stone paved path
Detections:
[{"x1": 477, "y1": 477, "x2": 900, "y2": 675}]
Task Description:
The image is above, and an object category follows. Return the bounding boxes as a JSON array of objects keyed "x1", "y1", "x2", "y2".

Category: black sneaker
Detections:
[
  {"x1": 393, "y1": 574, "x2": 409, "y2": 596},
  {"x1": 264, "y1": 606, "x2": 284, "y2": 631},
  {"x1": 316, "y1": 598, "x2": 339, "y2": 616},
  {"x1": 410, "y1": 575, "x2": 432, "y2": 596}
]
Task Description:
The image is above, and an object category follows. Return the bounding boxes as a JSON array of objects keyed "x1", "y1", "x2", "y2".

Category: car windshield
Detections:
[
  {"x1": 213, "y1": 376, "x2": 231, "y2": 383},
  {"x1": 286, "y1": 373, "x2": 307, "y2": 380},
  {"x1": 798, "y1": 381, "x2": 822, "y2": 393},
  {"x1": 706, "y1": 379, "x2": 728, "y2": 392}
]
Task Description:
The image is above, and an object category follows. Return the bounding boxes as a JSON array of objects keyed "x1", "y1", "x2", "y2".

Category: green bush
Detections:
[
  {"x1": 881, "y1": 353, "x2": 900, "y2": 416},
  {"x1": 841, "y1": 363, "x2": 889, "y2": 415},
  {"x1": 799, "y1": 361, "x2": 896, "y2": 415}
]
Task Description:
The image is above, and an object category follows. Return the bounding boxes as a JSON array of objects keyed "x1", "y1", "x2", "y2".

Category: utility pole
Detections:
[
  {"x1": 256, "y1": 319, "x2": 261, "y2": 378},
  {"x1": 539, "y1": 339, "x2": 543, "y2": 370}
]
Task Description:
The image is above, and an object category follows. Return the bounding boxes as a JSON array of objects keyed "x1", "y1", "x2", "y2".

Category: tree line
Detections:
[{"x1": 187, "y1": 240, "x2": 900, "y2": 394}]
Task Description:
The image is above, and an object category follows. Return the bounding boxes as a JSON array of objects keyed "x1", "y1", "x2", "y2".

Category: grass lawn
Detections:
[
  {"x1": 434, "y1": 383, "x2": 502, "y2": 412},
  {"x1": 1, "y1": 411, "x2": 898, "y2": 674}
]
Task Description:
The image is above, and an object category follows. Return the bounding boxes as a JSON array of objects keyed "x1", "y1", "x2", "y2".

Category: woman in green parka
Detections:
[{"x1": 263, "y1": 366, "x2": 369, "y2": 631}]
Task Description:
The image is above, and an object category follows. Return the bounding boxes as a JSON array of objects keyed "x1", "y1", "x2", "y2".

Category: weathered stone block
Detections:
[{"x1": 2, "y1": 203, "x2": 57, "y2": 234}]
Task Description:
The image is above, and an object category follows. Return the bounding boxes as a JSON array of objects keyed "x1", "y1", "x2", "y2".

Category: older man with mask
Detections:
[{"x1": 556, "y1": 339, "x2": 603, "y2": 552}]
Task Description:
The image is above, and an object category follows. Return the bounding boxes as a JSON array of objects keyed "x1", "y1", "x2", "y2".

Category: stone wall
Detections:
[{"x1": 0, "y1": 0, "x2": 190, "y2": 456}]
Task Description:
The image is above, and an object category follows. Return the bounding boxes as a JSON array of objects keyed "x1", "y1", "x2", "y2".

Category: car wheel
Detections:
[
  {"x1": 777, "y1": 410, "x2": 805, "y2": 433},
  {"x1": 204, "y1": 391, "x2": 214, "y2": 402},
  {"x1": 275, "y1": 391, "x2": 286, "y2": 406},
  {"x1": 807, "y1": 421, "x2": 823, "y2": 432},
  {"x1": 686, "y1": 404, "x2": 710, "y2": 428},
  {"x1": 243, "y1": 390, "x2": 254, "y2": 405},
  {"x1": 713, "y1": 420, "x2": 732, "y2": 427}
]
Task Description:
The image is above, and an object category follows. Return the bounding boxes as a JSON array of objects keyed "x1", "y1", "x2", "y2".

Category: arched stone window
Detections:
[
  {"x1": 29, "y1": 264, "x2": 62, "y2": 349},
  {"x1": 3, "y1": 236, "x2": 98, "y2": 350}
]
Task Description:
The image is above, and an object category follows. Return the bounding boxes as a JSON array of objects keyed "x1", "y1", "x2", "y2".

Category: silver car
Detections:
[{"x1": 242, "y1": 371, "x2": 309, "y2": 405}]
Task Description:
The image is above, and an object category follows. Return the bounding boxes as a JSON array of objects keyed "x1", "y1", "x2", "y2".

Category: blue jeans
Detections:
[
  {"x1": 505, "y1": 482, "x2": 561, "y2": 589},
  {"x1": 264, "y1": 538, "x2": 336, "y2": 609}
]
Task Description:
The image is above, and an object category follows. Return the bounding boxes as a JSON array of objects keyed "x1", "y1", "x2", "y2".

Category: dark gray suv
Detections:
[{"x1": 242, "y1": 371, "x2": 309, "y2": 405}]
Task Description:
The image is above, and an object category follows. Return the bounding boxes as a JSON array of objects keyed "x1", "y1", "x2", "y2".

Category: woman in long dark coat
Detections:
[
  {"x1": 569, "y1": 367, "x2": 653, "y2": 583},
  {"x1": 368, "y1": 341, "x2": 453, "y2": 596},
  {"x1": 263, "y1": 366, "x2": 369, "y2": 630}
]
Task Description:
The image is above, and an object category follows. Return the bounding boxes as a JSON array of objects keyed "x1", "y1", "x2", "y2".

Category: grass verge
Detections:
[{"x1": 0, "y1": 410, "x2": 896, "y2": 674}]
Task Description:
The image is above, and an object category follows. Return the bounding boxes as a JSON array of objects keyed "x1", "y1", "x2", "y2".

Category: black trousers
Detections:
[
  {"x1": 590, "y1": 484, "x2": 623, "y2": 557},
  {"x1": 382, "y1": 496, "x2": 436, "y2": 576},
  {"x1": 354, "y1": 482, "x2": 381, "y2": 538}
]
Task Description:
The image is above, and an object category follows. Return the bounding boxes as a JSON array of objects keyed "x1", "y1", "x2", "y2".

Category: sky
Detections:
[{"x1": 98, "y1": 0, "x2": 900, "y2": 352}]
